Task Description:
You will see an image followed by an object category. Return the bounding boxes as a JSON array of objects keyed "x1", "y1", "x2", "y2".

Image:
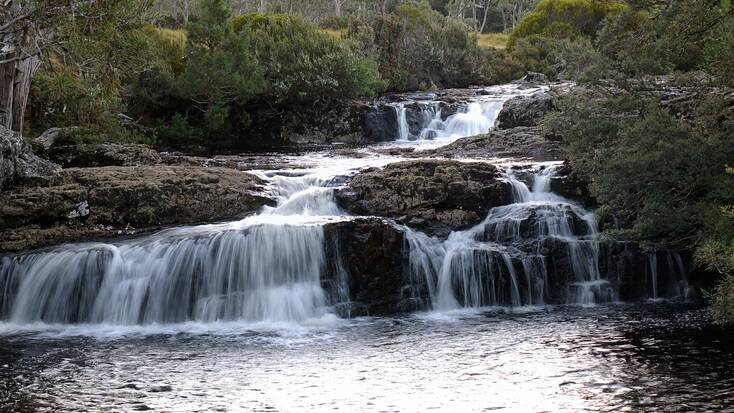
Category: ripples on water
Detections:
[{"x1": 1, "y1": 304, "x2": 732, "y2": 412}]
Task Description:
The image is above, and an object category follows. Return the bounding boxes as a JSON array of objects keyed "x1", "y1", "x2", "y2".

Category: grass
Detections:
[
  {"x1": 319, "y1": 28, "x2": 346, "y2": 39},
  {"x1": 475, "y1": 32, "x2": 510, "y2": 50}
]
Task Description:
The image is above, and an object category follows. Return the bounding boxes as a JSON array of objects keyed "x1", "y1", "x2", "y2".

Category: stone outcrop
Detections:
[
  {"x1": 0, "y1": 126, "x2": 60, "y2": 190},
  {"x1": 323, "y1": 218, "x2": 418, "y2": 316},
  {"x1": 0, "y1": 166, "x2": 273, "y2": 252},
  {"x1": 549, "y1": 162, "x2": 594, "y2": 206},
  {"x1": 44, "y1": 143, "x2": 162, "y2": 168},
  {"x1": 425, "y1": 126, "x2": 566, "y2": 162},
  {"x1": 335, "y1": 160, "x2": 511, "y2": 236},
  {"x1": 494, "y1": 94, "x2": 555, "y2": 129}
]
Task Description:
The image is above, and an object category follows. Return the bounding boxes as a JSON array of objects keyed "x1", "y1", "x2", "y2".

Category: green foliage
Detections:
[
  {"x1": 703, "y1": 17, "x2": 734, "y2": 86},
  {"x1": 594, "y1": 9, "x2": 671, "y2": 76},
  {"x1": 543, "y1": 91, "x2": 734, "y2": 246},
  {"x1": 180, "y1": 6, "x2": 265, "y2": 105},
  {"x1": 503, "y1": 35, "x2": 611, "y2": 81},
  {"x1": 697, "y1": 239, "x2": 734, "y2": 323},
  {"x1": 509, "y1": 0, "x2": 626, "y2": 48},
  {"x1": 594, "y1": 0, "x2": 734, "y2": 77},
  {"x1": 27, "y1": 0, "x2": 156, "y2": 139},
  {"x1": 232, "y1": 13, "x2": 383, "y2": 101},
  {"x1": 346, "y1": 5, "x2": 487, "y2": 91}
]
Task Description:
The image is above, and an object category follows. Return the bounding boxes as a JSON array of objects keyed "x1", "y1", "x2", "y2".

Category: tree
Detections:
[
  {"x1": 178, "y1": 0, "x2": 265, "y2": 134},
  {"x1": 1, "y1": 0, "x2": 154, "y2": 134},
  {"x1": 0, "y1": 1, "x2": 51, "y2": 133}
]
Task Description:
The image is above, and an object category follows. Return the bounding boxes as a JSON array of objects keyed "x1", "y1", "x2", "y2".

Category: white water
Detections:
[
  {"x1": 390, "y1": 85, "x2": 544, "y2": 146},
  {"x1": 406, "y1": 164, "x2": 612, "y2": 310},
  {"x1": 0, "y1": 83, "x2": 684, "y2": 330},
  {"x1": 646, "y1": 251, "x2": 691, "y2": 301}
]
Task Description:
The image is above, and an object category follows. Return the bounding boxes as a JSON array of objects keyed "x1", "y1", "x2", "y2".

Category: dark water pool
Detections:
[{"x1": 1, "y1": 304, "x2": 732, "y2": 412}]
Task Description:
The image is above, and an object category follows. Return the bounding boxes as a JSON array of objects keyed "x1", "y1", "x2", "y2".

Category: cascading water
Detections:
[
  {"x1": 645, "y1": 250, "x2": 690, "y2": 301},
  {"x1": 392, "y1": 99, "x2": 505, "y2": 142},
  {"x1": 0, "y1": 83, "x2": 687, "y2": 330},
  {"x1": 0, "y1": 162, "x2": 359, "y2": 325},
  {"x1": 405, "y1": 164, "x2": 613, "y2": 310}
]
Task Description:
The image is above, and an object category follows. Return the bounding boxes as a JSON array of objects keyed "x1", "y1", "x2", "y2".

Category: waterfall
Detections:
[
  {"x1": 391, "y1": 99, "x2": 505, "y2": 142},
  {"x1": 645, "y1": 251, "x2": 690, "y2": 301},
  {"x1": 406, "y1": 165, "x2": 612, "y2": 310},
  {"x1": 0, "y1": 162, "x2": 358, "y2": 326},
  {"x1": 395, "y1": 103, "x2": 410, "y2": 141}
]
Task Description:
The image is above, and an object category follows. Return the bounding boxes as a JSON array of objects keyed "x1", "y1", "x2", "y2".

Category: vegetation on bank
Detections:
[{"x1": 533, "y1": 0, "x2": 734, "y2": 323}]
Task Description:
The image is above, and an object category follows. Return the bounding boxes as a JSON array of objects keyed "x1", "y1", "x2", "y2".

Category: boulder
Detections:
[
  {"x1": 335, "y1": 160, "x2": 511, "y2": 236},
  {"x1": 494, "y1": 93, "x2": 555, "y2": 129},
  {"x1": 549, "y1": 161, "x2": 594, "y2": 206},
  {"x1": 425, "y1": 126, "x2": 566, "y2": 162},
  {"x1": 0, "y1": 126, "x2": 60, "y2": 190},
  {"x1": 514, "y1": 72, "x2": 549, "y2": 85},
  {"x1": 0, "y1": 166, "x2": 273, "y2": 252},
  {"x1": 364, "y1": 105, "x2": 399, "y2": 142},
  {"x1": 45, "y1": 143, "x2": 162, "y2": 168},
  {"x1": 323, "y1": 218, "x2": 418, "y2": 316}
]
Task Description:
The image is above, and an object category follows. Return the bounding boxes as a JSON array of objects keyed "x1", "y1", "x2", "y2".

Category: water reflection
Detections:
[{"x1": 1, "y1": 304, "x2": 732, "y2": 412}]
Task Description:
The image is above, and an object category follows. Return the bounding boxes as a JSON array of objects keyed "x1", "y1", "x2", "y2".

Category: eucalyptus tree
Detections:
[{"x1": 0, "y1": 0, "x2": 154, "y2": 133}]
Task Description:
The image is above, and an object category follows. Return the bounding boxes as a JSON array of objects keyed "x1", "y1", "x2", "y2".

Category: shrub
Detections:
[
  {"x1": 542, "y1": 92, "x2": 734, "y2": 246},
  {"x1": 509, "y1": 0, "x2": 626, "y2": 48},
  {"x1": 233, "y1": 13, "x2": 384, "y2": 101},
  {"x1": 508, "y1": 35, "x2": 611, "y2": 81},
  {"x1": 346, "y1": 5, "x2": 487, "y2": 91}
]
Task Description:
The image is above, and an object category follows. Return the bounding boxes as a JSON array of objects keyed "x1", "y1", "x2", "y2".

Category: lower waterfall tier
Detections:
[{"x1": 0, "y1": 166, "x2": 691, "y2": 326}]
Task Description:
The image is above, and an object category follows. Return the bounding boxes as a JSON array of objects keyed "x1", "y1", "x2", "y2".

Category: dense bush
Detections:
[
  {"x1": 346, "y1": 5, "x2": 487, "y2": 91},
  {"x1": 508, "y1": 0, "x2": 625, "y2": 47},
  {"x1": 544, "y1": 92, "x2": 734, "y2": 244},
  {"x1": 232, "y1": 13, "x2": 383, "y2": 101},
  {"x1": 25, "y1": 0, "x2": 155, "y2": 138},
  {"x1": 128, "y1": 1, "x2": 385, "y2": 147},
  {"x1": 506, "y1": 35, "x2": 611, "y2": 81}
]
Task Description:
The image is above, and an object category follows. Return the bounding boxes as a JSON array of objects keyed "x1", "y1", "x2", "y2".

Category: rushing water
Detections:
[
  {"x1": 1, "y1": 83, "x2": 728, "y2": 412},
  {"x1": 405, "y1": 163, "x2": 612, "y2": 310},
  {"x1": 1, "y1": 305, "x2": 732, "y2": 412}
]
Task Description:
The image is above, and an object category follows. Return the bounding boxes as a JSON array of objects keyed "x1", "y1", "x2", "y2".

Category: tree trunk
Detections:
[
  {"x1": 0, "y1": 1, "x2": 41, "y2": 133},
  {"x1": 472, "y1": 0, "x2": 478, "y2": 31},
  {"x1": 334, "y1": 0, "x2": 340, "y2": 17},
  {"x1": 479, "y1": 0, "x2": 493, "y2": 34},
  {"x1": 183, "y1": 0, "x2": 190, "y2": 23},
  {"x1": 258, "y1": 0, "x2": 268, "y2": 13}
]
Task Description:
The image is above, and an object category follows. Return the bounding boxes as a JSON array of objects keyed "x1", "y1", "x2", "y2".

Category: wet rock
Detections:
[
  {"x1": 549, "y1": 162, "x2": 594, "y2": 206},
  {"x1": 324, "y1": 218, "x2": 420, "y2": 316},
  {"x1": 514, "y1": 72, "x2": 548, "y2": 85},
  {"x1": 335, "y1": 160, "x2": 511, "y2": 236},
  {"x1": 280, "y1": 100, "x2": 369, "y2": 144},
  {"x1": 425, "y1": 126, "x2": 566, "y2": 162},
  {"x1": 364, "y1": 105, "x2": 399, "y2": 142},
  {"x1": 160, "y1": 152, "x2": 302, "y2": 171},
  {"x1": 0, "y1": 166, "x2": 273, "y2": 252},
  {"x1": 44, "y1": 143, "x2": 162, "y2": 168},
  {"x1": 495, "y1": 93, "x2": 555, "y2": 130},
  {"x1": 0, "y1": 126, "x2": 60, "y2": 190}
]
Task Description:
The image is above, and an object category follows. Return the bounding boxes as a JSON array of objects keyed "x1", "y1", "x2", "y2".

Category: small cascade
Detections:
[
  {"x1": 0, "y1": 225, "x2": 329, "y2": 324},
  {"x1": 0, "y1": 164, "x2": 358, "y2": 326},
  {"x1": 647, "y1": 253, "x2": 659, "y2": 300},
  {"x1": 390, "y1": 99, "x2": 505, "y2": 142},
  {"x1": 645, "y1": 251, "x2": 690, "y2": 301},
  {"x1": 395, "y1": 103, "x2": 411, "y2": 141},
  {"x1": 406, "y1": 165, "x2": 613, "y2": 310}
]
